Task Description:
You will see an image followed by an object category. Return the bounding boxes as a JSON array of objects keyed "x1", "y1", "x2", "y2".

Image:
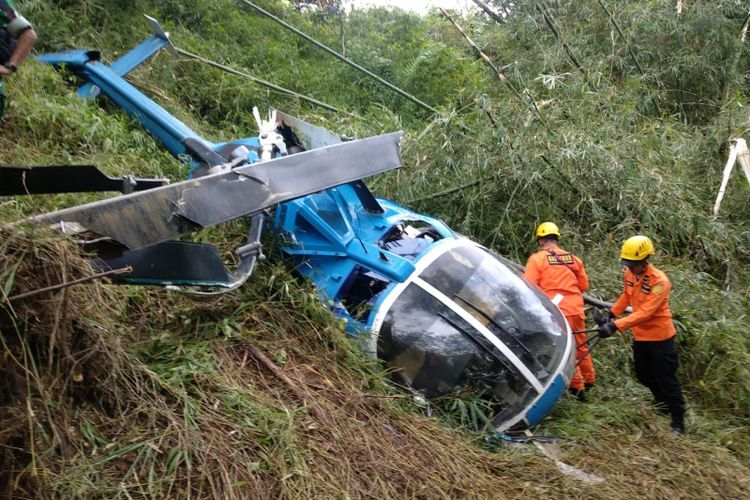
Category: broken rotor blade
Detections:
[
  {"x1": 31, "y1": 131, "x2": 404, "y2": 250},
  {"x1": 273, "y1": 110, "x2": 384, "y2": 213},
  {"x1": 0, "y1": 165, "x2": 168, "y2": 196},
  {"x1": 92, "y1": 240, "x2": 232, "y2": 286},
  {"x1": 274, "y1": 109, "x2": 343, "y2": 149}
]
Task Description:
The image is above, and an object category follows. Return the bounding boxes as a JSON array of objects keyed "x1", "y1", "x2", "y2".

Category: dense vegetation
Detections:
[{"x1": 1, "y1": 0, "x2": 749, "y2": 497}]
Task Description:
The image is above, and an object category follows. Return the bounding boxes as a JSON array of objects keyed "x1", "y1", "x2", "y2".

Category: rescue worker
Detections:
[
  {"x1": 0, "y1": 0, "x2": 37, "y2": 117},
  {"x1": 524, "y1": 222, "x2": 593, "y2": 400},
  {"x1": 597, "y1": 235, "x2": 686, "y2": 435}
]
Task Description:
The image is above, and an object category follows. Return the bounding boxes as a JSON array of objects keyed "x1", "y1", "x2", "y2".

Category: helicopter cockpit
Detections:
[
  {"x1": 368, "y1": 239, "x2": 575, "y2": 429},
  {"x1": 336, "y1": 221, "x2": 442, "y2": 320}
]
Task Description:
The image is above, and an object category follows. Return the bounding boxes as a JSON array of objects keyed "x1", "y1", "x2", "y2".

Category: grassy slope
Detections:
[{"x1": 1, "y1": 0, "x2": 749, "y2": 497}]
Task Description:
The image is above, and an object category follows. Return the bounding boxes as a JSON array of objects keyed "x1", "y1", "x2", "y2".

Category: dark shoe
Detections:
[
  {"x1": 568, "y1": 387, "x2": 587, "y2": 402},
  {"x1": 670, "y1": 414, "x2": 685, "y2": 435},
  {"x1": 584, "y1": 382, "x2": 595, "y2": 390}
]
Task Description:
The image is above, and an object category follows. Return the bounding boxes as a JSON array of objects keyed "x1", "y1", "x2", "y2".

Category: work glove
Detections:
[
  {"x1": 597, "y1": 320, "x2": 618, "y2": 339},
  {"x1": 593, "y1": 308, "x2": 610, "y2": 326}
]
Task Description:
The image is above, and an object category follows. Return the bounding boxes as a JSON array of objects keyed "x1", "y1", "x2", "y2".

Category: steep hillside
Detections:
[{"x1": 1, "y1": 0, "x2": 749, "y2": 497}]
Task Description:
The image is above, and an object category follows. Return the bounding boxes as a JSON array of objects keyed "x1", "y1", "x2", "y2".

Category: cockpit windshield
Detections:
[
  {"x1": 419, "y1": 244, "x2": 568, "y2": 383},
  {"x1": 377, "y1": 242, "x2": 569, "y2": 424},
  {"x1": 378, "y1": 284, "x2": 536, "y2": 413}
]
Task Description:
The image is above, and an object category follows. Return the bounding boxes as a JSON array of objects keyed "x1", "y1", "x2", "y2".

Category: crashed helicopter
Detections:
[{"x1": 6, "y1": 17, "x2": 577, "y2": 431}]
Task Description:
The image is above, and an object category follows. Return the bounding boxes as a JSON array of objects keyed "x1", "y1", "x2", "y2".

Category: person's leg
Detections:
[
  {"x1": 569, "y1": 315, "x2": 595, "y2": 387},
  {"x1": 566, "y1": 316, "x2": 586, "y2": 399},
  {"x1": 651, "y1": 338, "x2": 686, "y2": 433},
  {"x1": 632, "y1": 340, "x2": 653, "y2": 389},
  {"x1": 575, "y1": 332, "x2": 596, "y2": 387},
  {"x1": 633, "y1": 340, "x2": 665, "y2": 404}
]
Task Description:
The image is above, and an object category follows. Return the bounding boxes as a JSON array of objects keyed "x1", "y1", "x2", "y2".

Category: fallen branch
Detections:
[
  {"x1": 246, "y1": 343, "x2": 332, "y2": 425},
  {"x1": 7, "y1": 266, "x2": 132, "y2": 302},
  {"x1": 471, "y1": 0, "x2": 506, "y2": 24}
]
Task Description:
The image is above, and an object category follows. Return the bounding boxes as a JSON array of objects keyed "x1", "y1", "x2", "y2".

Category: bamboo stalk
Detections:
[
  {"x1": 174, "y1": 47, "x2": 341, "y2": 113},
  {"x1": 407, "y1": 179, "x2": 482, "y2": 204},
  {"x1": 439, "y1": 8, "x2": 545, "y2": 123},
  {"x1": 239, "y1": 0, "x2": 439, "y2": 115},
  {"x1": 536, "y1": 1, "x2": 591, "y2": 87},
  {"x1": 594, "y1": 0, "x2": 662, "y2": 114},
  {"x1": 720, "y1": 10, "x2": 750, "y2": 109},
  {"x1": 595, "y1": 0, "x2": 645, "y2": 75},
  {"x1": 470, "y1": 0, "x2": 506, "y2": 24},
  {"x1": 239, "y1": 0, "x2": 490, "y2": 139}
]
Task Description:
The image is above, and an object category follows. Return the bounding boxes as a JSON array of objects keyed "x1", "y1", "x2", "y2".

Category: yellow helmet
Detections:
[
  {"x1": 536, "y1": 222, "x2": 560, "y2": 238},
  {"x1": 620, "y1": 235, "x2": 655, "y2": 263}
]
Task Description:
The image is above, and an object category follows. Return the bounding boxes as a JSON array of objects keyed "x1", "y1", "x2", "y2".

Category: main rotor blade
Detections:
[
  {"x1": 274, "y1": 109, "x2": 343, "y2": 149},
  {"x1": 31, "y1": 132, "x2": 403, "y2": 249},
  {"x1": 0, "y1": 165, "x2": 168, "y2": 196},
  {"x1": 273, "y1": 110, "x2": 385, "y2": 214}
]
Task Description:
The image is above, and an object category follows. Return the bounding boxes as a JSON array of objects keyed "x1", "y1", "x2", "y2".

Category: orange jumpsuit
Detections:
[
  {"x1": 524, "y1": 243, "x2": 593, "y2": 390},
  {"x1": 611, "y1": 263, "x2": 676, "y2": 341}
]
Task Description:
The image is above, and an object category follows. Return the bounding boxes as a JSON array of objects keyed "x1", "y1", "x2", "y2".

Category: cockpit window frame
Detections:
[{"x1": 371, "y1": 238, "x2": 562, "y2": 392}]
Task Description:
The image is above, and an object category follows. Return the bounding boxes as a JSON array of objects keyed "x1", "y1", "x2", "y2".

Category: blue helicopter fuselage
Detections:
[
  {"x1": 276, "y1": 187, "x2": 576, "y2": 430},
  {"x1": 38, "y1": 28, "x2": 576, "y2": 431}
]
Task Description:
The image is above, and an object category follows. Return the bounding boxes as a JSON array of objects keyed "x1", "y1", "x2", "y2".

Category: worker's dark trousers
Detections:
[{"x1": 632, "y1": 337, "x2": 686, "y2": 430}]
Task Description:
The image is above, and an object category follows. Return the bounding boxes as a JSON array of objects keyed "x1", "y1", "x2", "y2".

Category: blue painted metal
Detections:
[
  {"x1": 524, "y1": 373, "x2": 567, "y2": 427},
  {"x1": 275, "y1": 188, "x2": 450, "y2": 314},
  {"x1": 78, "y1": 35, "x2": 170, "y2": 99},
  {"x1": 39, "y1": 49, "x2": 211, "y2": 160},
  {"x1": 38, "y1": 48, "x2": 262, "y2": 176}
]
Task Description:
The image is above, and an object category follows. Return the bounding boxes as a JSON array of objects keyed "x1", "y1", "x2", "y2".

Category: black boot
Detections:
[
  {"x1": 568, "y1": 387, "x2": 587, "y2": 402},
  {"x1": 670, "y1": 413, "x2": 685, "y2": 436}
]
